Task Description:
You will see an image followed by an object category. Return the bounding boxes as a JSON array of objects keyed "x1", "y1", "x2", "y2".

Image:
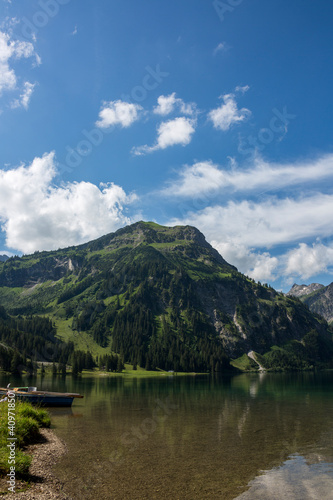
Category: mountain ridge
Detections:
[
  {"x1": 287, "y1": 283, "x2": 325, "y2": 298},
  {"x1": 288, "y1": 282, "x2": 333, "y2": 324},
  {"x1": 0, "y1": 221, "x2": 332, "y2": 372}
]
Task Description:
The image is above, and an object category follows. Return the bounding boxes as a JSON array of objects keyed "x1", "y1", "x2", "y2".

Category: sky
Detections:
[{"x1": 0, "y1": 0, "x2": 333, "y2": 292}]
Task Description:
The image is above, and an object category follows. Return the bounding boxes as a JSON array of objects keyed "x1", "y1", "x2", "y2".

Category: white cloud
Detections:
[
  {"x1": 213, "y1": 42, "x2": 227, "y2": 56},
  {"x1": 0, "y1": 30, "x2": 39, "y2": 105},
  {"x1": 155, "y1": 117, "x2": 196, "y2": 148},
  {"x1": 0, "y1": 31, "x2": 17, "y2": 93},
  {"x1": 0, "y1": 153, "x2": 137, "y2": 253},
  {"x1": 153, "y1": 92, "x2": 197, "y2": 117},
  {"x1": 153, "y1": 93, "x2": 178, "y2": 116},
  {"x1": 96, "y1": 100, "x2": 143, "y2": 129},
  {"x1": 11, "y1": 81, "x2": 35, "y2": 109},
  {"x1": 235, "y1": 85, "x2": 250, "y2": 94},
  {"x1": 208, "y1": 91, "x2": 251, "y2": 131},
  {"x1": 212, "y1": 240, "x2": 278, "y2": 281},
  {"x1": 0, "y1": 251, "x2": 15, "y2": 257},
  {"x1": 0, "y1": 17, "x2": 19, "y2": 30},
  {"x1": 161, "y1": 154, "x2": 333, "y2": 198},
  {"x1": 284, "y1": 242, "x2": 333, "y2": 280},
  {"x1": 170, "y1": 194, "x2": 333, "y2": 249},
  {"x1": 167, "y1": 193, "x2": 333, "y2": 281},
  {"x1": 133, "y1": 117, "x2": 196, "y2": 155},
  {"x1": 162, "y1": 161, "x2": 224, "y2": 197}
]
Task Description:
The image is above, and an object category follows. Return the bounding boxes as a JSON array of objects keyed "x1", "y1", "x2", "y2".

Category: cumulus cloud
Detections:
[
  {"x1": 0, "y1": 153, "x2": 137, "y2": 253},
  {"x1": 133, "y1": 117, "x2": 196, "y2": 155},
  {"x1": 96, "y1": 100, "x2": 143, "y2": 129},
  {"x1": 208, "y1": 91, "x2": 251, "y2": 131},
  {"x1": 0, "y1": 30, "x2": 39, "y2": 96},
  {"x1": 211, "y1": 240, "x2": 278, "y2": 281},
  {"x1": 161, "y1": 154, "x2": 333, "y2": 198},
  {"x1": 167, "y1": 193, "x2": 333, "y2": 281},
  {"x1": 284, "y1": 242, "x2": 333, "y2": 280},
  {"x1": 153, "y1": 92, "x2": 196, "y2": 116}
]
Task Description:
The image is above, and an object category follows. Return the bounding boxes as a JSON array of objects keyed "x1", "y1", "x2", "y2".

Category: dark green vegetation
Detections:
[
  {"x1": 0, "y1": 221, "x2": 332, "y2": 372},
  {"x1": 288, "y1": 282, "x2": 333, "y2": 324},
  {"x1": 250, "y1": 328, "x2": 333, "y2": 371},
  {"x1": 0, "y1": 401, "x2": 50, "y2": 475},
  {"x1": 0, "y1": 307, "x2": 73, "y2": 374}
]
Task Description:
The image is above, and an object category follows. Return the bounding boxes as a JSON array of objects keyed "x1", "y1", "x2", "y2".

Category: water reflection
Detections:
[
  {"x1": 236, "y1": 454, "x2": 333, "y2": 500},
  {"x1": 1, "y1": 372, "x2": 333, "y2": 499}
]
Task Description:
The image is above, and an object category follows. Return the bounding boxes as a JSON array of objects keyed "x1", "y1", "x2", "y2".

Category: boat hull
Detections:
[
  {"x1": 14, "y1": 394, "x2": 74, "y2": 407},
  {"x1": 0, "y1": 388, "x2": 82, "y2": 407}
]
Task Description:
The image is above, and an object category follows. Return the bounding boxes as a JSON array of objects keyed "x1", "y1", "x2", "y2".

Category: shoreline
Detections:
[{"x1": 0, "y1": 428, "x2": 70, "y2": 499}]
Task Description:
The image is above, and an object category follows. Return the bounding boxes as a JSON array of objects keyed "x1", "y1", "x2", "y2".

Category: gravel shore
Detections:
[{"x1": 0, "y1": 428, "x2": 71, "y2": 499}]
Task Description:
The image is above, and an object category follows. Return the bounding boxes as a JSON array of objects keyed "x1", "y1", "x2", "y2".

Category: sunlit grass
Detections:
[{"x1": 0, "y1": 401, "x2": 50, "y2": 476}]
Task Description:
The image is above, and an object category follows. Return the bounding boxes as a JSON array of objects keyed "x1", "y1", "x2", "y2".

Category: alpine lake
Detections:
[{"x1": 2, "y1": 371, "x2": 333, "y2": 499}]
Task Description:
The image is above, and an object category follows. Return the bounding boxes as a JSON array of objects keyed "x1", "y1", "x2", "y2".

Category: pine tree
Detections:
[
  {"x1": 116, "y1": 356, "x2": 124, "y2": 372},
  {"x1": 71, "y1": 353, "x2": 79, "y2": 376},
  {"x1": 10, "y1": 352, "x2": 21, "y2": 374}
]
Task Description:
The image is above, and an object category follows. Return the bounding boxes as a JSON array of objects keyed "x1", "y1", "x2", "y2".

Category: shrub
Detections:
[{"x1": 0, "y1": 401, "x2": 51, "y2": 476}]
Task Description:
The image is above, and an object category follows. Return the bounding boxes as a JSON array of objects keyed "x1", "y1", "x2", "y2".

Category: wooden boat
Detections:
[{"x1": 0, "y1": 386, "x2": 83, "y2": 407}]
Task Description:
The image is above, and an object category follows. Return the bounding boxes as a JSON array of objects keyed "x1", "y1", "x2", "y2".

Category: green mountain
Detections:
[
  {"x1": 288, "y1": 282, "x2": 333, "y2": 324},
  {"x1": 0, "y1": 221, "x2": 332, "y2": 372}
]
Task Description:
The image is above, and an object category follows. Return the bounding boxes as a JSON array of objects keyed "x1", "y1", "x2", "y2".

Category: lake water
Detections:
[{"x1": 2, "y1": 371, "x2": 333, "y2": 499}]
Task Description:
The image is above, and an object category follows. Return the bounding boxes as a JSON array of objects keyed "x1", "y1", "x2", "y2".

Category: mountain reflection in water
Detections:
[{"x1": 2, "y1": 371, "x2": 333, "y2": 499}]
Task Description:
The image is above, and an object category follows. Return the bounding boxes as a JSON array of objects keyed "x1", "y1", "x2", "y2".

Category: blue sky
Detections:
[{"x1": 0, "y1": 0, "x2": 333, "y2": 291}]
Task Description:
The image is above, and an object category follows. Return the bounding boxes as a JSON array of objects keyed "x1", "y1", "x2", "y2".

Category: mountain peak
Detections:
[
  {"x1": 289, "y1": 281, "x2": 333, "y2": 324},
  {"x1": 116, "y1": 220, "x2": 209, "y2": 243},
  {"x1": 85, "y1": 221, "x2": 237, "y2": 271},
  {"x1": 0, "y1": 221, "x2": 332, "y2": 370},
  {"x1": 287, "y1": 283, "x2": 325, "y2": 298}
]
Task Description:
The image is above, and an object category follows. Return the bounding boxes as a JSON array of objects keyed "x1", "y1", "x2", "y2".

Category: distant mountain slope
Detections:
[
  {"x1": 288, "y1": 282, "x2": 333, "y2": 324},
  {"x1": 287, "y1": 283, "x2": 325, "y2": 298},
  {"x1": 0, "y1": 255, "x2": 8, "y2": 262},
  {"x1": 0, "y1": 221, "x2": 332, "y2": 371}
]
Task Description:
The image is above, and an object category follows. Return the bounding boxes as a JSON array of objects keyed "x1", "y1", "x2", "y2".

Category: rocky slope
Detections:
[
  {"x1": 288, "y1": 282, "x2": 333, "y2": 324},
  {"x1": 287, "y1": 283, "x2": 325, "y2": 298}
]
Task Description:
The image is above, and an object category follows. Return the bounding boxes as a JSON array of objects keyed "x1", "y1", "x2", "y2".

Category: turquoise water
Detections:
[{"x1": 2, "y1": 371, "x2": 333, "y2": 499}]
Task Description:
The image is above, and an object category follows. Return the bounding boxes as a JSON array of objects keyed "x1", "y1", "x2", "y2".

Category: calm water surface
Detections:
[{"x1": 2, "y1": 371, "x2": 333, "y2": 499}]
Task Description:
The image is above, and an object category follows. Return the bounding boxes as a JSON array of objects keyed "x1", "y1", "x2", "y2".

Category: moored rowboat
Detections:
[{"x1": 0, "y1": 386, "x2": 83, "y2": 407}]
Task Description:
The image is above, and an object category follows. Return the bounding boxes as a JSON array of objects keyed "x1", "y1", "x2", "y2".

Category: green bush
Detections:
[{"x1": 0, "y1": 401, "x2": 51, "y2": 476}]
